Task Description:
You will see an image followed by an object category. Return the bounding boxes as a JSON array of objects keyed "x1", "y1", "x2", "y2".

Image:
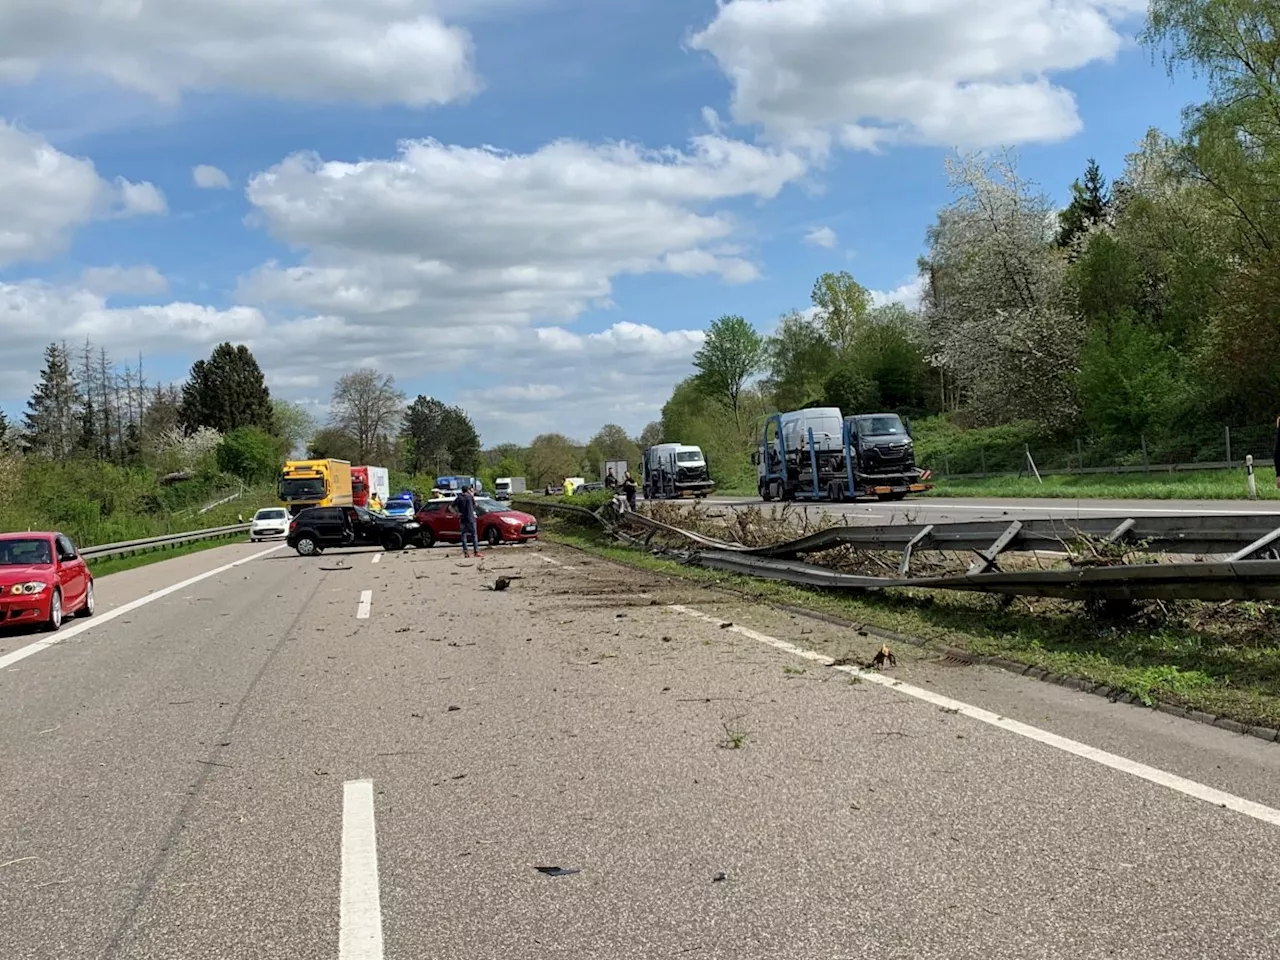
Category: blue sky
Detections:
[{"x1": 0, "y1": 0, "x2": 1202, "y2": 445}]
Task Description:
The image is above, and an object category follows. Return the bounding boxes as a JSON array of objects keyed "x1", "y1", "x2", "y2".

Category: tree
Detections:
[
  {"x1": 639, "y1": 422, "x2": 663, "y2": 448},
  {"x1": 307, "y1": 427, "x2": 360, "y2": 463},
  {"x1": 0, "y1": 409, "x2": 10, "y2": 449},
  {"x1": 271, "y1": 399, "x2": 317, "y2": 456},
  {"x1": 23, "y1": 342, "x2": 78, "y2": 458},
  {"x1": 1056, "y1": 158, "x2": 1111, "y2": 250},
  {"x1": 329, "y1": 369, "x2": 405, "y2": 464},
  {"x1": 661, "y1": 376, "x2": 756, "y2": 490},
  {"x1": 527, "y1": 433, "x2": 583, "y2": 487},
  {"x1": 585, "y1": 424, "x2": 641, "y2": 473},
  {"x1": 821, "y1": 364, "x2": 879, "y2": 414},
  {"x1": 918, "y1": 151, "x2": 1081, "y2": 429},
  {"x1": 765, "y1": 309, "x2": 836, "y2": 411},
  {"x1": 216, "y1": 426, "x2": 286, "y2": 483},
  {"x1": 692, "y1": 314, "x2": 766, "y2": 432},
  {"x1": 400, "y1": 395, "x2": 481, "y2": 475},
  {"x1": 179, "y1": 343, "x2": 272, "y2": 435},
  {"x1": 810, "y1": 271, "x2": 871, "y2": 354}
]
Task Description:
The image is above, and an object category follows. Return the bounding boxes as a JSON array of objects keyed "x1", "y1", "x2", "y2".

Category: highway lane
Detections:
[
  {"x1": 692, "y1": 494, "x2": 1280, "y2": 525},
  {"x1": 2, "y1": 539, "x2": 1280, "y2": 958}
]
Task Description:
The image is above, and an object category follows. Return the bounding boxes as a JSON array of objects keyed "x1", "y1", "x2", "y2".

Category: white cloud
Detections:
[
  {"x1": 0, "y1": 118, "x2": 163, "y2": 265},
  {"x1": 0, "y1": 1, "x2": 478, "y2": 106},
  {"x1": 870, "y1": 275, "x2": 926, "y2": 311},
  {"x1": 689, "y1": 0, "x2": 1148, "y2": 150},
  {"x1": 0, "y1": 279, "x2": 265, "y2": 369},
  {"x1": 226, "y1": 132, "x2": 804, "y2": 437},
  {"x1": 114, "y1": 177, "x2": 167, "y2": 216},
  {"x1": 79, "y1": 264, "x2": 168, "y2": 296},
  {"x1": 805, "y1": 226, "x2": 836, "y2": 248},
  {"x1": 193, "y1": 164, "x2": 231, "y2": 189}
]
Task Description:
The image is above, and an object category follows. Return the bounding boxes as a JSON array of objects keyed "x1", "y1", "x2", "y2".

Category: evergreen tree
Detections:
[
  {"x1": 0, "y1": 408, "x2": 10, "y2": 449},
  {"x1": 179, "y1": 343, "x2": 272, "y2": 434},
  {"x1": 23, "y1": 342, "x2": 78, "y2": 458},
  {"x1": 1056, "y1": 158, "x2": 1111, "y2": 249}
]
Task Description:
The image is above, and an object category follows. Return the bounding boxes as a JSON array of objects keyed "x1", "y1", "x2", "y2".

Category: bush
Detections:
[
  {"x1": 913, "y1": 416, "x2": 1047, "y2": 475},
  {"x1": 216, "y1": 427, "x2": 285, "y2": 483}
]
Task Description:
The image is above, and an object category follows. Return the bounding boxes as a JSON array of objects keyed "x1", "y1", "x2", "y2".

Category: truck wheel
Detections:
[
  {"x1": 827, "y1": 481, "x2": 842, "y2": 501},
  {"x1": 770, "y1": 480, "x2": 784, "y2": 502},
  {"x1": 759, "y1": 480, "x2": 771, "y2": 501}
]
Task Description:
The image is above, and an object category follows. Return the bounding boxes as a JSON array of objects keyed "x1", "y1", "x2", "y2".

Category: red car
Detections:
[
  {"x1": 414, "y1": 497, "x2": 539, "y2": 548},
  {"x1": 0, "y1": 532, "x2": 95, "y2": 632}
]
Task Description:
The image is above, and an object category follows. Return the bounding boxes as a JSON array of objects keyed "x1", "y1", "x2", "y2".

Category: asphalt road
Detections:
[
  {"x1": 3, "y1": 537, "x2": 1280, "y2": 958},
  {"x1": 695, "y1": 494, "x2": 1280, "y2": 525}
]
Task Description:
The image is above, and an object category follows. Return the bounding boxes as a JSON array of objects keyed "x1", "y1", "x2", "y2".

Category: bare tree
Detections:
[{"x1": 329, "y1": 369, "x2": 406, "y2": 463}]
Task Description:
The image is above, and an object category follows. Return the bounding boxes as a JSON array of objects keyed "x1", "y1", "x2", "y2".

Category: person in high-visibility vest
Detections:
[
  {"x1": 563, "y1": 477, "x2": 574, "y2": 496},
  {"x1": 370, "y1": 493, "x2": 383, "y2": 512}
]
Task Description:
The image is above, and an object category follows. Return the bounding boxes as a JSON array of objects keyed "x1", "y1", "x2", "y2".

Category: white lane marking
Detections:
[
  {"x1": 670, "y1": 604, "x2": 1280, "y2": 828},
  {"x1": 538, "y1": 555, "x2": 562, "y2": 565},
  {"x1": 340, "y1": 779, "x2": 384, "y2": 960},
  {"x1": 0, "y1": 544, "x2": 284, "y2": 673},
  {"x1": 356, "y1": 590, "x2": 372, "y2": 619},
  {"x1": 371, "y1": 553, "x2": 381, "y2": 564}
]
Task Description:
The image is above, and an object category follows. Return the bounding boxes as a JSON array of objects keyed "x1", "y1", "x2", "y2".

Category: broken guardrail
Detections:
[{"x1": 514, "y1": 497, "x2": 1280, "y2": 601}]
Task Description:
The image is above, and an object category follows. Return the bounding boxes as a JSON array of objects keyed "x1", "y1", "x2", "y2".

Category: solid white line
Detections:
[
  {"x1": 708, "y1": 498, "x2": 1280, "y2": 517},
  {"x1": 356, "y1": 590, "x2": 372, "y2": 619},
  {"x1": 371, "y1": 553, "x2": 381, "y2": 564},
  {"x1": 340, "y1": 779, "x2": 384, "y2": 960},
  {"x1": 0, "y1": 544, "x2": 284, "y2": 673},
  {"x1": 669, "y1": 604, "x2": 1280, "y2": 828}
]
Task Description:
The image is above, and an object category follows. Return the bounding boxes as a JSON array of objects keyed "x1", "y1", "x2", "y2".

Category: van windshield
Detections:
[
  {"x1": 676, "y1": 451, "x2": 702, "y2": 462},
  {"x1": 854, "y1": 415, "x2": 906, "y2": 437}
]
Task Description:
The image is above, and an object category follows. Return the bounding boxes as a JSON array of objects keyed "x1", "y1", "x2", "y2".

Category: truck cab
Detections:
[{"x1": 643, "y1": 443, "x2": 714, "y2": 499}]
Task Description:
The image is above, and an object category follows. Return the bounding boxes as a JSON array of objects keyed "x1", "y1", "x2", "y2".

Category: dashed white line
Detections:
[
  {"x1": 340, "y1": 779, "x2": 384, "y2": 960},
  {"x1": 0, "y1": 544, "x2": 284, "y2": 673},
  {"x1": 356, "y1": 590, "x2": 372, "y2": 619},
  {"x1": 670, "y1": 604, "x2": 1280, "y2": 829},
  {"x1": 371, "y1": 553, "x2": 381, "y2": 564}
]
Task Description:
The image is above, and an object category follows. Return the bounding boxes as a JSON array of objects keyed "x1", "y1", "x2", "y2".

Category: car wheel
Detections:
[
  {"x1": 296, "y1": 536, "x2": 319, "y2": 556},
  {"x1": 485, "y1": 526, "x2": 501, "y2": 548},
  {"x1": 44, "y1": 589, "x2": 63, "y2": 632},
  {"x1": 420, "y1": 529, "x2": 436, "y2": 548},
  {"x1": 81, "y1": 580, "x2": 95, "y2": 617},
  {"x1": 382, "y1": 531, "x2": 404, "y2": 552}
]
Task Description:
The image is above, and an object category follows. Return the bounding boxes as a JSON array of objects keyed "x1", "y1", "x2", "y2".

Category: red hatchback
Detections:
[
  {"x1": 415, "y1": 497, "x2": 539, "y2": 548},
  {"x1": 0, "y1": 532, "x2": 95, "y2": 632}
]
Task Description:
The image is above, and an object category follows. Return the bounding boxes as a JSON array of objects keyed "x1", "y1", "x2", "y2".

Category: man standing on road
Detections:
[
  {"x1": 456, "y1": 485, "x2": 482, "y2": 558},
  {"x1": 622, "y1": 471, "x2": 638, "y2": 511}
]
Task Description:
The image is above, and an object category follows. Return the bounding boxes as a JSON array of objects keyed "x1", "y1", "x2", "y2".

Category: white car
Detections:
[{"x1": 250, "y1": 507, "x2": 290, "y2": 541}]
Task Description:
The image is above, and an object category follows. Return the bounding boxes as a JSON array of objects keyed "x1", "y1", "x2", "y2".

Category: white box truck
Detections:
[{"x1": 494, "y1": 477, "x2": 526, "y2": 501}]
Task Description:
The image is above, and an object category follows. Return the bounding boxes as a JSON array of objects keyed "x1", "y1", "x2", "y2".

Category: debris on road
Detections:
[
  {"x1": 712, "y1": 872, "x2": 727, "y2": 882},
  {"x1": 534, "y1": 866, "x2": 581, "y2": 877},
  {"x1": 871, "y1": 645, "x2": 897, "y2": 668},
  {"x1": 491, "y1": 575, "x2": 522, "y2": 591}
]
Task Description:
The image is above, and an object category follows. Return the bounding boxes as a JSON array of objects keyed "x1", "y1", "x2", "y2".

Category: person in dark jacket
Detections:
[
  {"x1": 621, "y1": 471, "x2": 638, "y2": 511},
  {"x1": 456, "y1": 485, "x2": 481, "y2": 558}
]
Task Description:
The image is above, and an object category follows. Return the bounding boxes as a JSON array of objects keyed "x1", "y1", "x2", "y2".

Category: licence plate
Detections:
[{"x1": 523, "y1": 524, "x2": 538, "y2": 533}]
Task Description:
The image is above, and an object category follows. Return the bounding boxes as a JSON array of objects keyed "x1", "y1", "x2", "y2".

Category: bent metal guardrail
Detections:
[
  {"x1": 514, "y1": 497, "x2": 1280, "y2": 602},
  {"x1": 79, "y1": 524, "x2": 251, "y2": 561}
]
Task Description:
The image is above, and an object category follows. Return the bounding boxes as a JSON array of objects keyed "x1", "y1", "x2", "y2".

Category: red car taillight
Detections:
[{"x1": 288, "y1": 520, "x2": 298, "y2": 533}]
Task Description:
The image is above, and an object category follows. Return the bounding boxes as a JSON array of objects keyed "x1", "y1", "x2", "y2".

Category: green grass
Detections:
[
  {"x1": 927, "y1": 467, "x2": 1276, "y2": 500},
  {"x1": 86, "y1": 534, "x2": 255, "y2": 578},
  {"x1": 540, "y1": 522, "x2": 1280, "y2": 731}
]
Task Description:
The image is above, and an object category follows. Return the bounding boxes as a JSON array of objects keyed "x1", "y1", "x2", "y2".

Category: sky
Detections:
[{"x1": 0, "y1": 0, "x2": 1203, "y2": 446}]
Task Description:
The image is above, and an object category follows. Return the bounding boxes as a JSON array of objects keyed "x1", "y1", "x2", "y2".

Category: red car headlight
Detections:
[{"x1": 10, "y1": 582, "x2": 49, "y2": 595}]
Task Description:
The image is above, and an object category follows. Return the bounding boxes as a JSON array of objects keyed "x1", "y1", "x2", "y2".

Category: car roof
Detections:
[{"x1": 0, "y1": 531, "x2": 57, "y2": 541}]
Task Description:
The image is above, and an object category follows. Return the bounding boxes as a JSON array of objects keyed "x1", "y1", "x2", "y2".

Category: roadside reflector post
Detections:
[{"x1": 1247, "y1": 454, "x2": 1257, "y2": 500}]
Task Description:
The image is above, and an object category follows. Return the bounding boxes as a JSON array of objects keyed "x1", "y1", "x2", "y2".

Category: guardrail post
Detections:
[
  {"x1": 1247, "y1": 454, "x2": 1257, "y2": 500},
  {"x1": 1141, "y1": 435, "x2": 1149, "y2": 472},
  {"x1": 1226, "y1": 426, "x2": 1233, "y2": 466},
  {"x1": 980, "y1": 447, "x2": 987, "y2": 478},
  {"x1": 1076, "y1": 439, "x2": 1084, "y2": 472}
]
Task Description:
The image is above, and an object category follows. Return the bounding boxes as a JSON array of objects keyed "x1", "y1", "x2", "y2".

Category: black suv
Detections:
[{"x1": 287, "y1": 505, "x2": 423, "y2": 556}]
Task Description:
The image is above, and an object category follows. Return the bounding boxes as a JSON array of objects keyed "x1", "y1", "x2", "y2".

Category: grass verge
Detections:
[
  {"x1": 927, "y1": 468, "x2": 1276, "y2": 500},
  {"x1": 542, "y1": 523, "x2": 1280, "y2": 731},
  {"x1": 86, "y1": 534, "x2": 258, "y2": 579}
]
